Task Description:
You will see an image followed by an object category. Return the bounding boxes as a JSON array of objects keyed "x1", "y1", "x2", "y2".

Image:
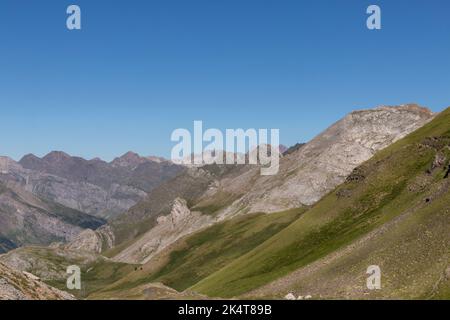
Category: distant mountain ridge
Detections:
[
  {"x1": 14, "y1": 151, "x2": 184, "y2": 219},
  {"x1": 0, "y1": 151, "x2": 184, "y2": 253},
  {"x1": 19, "y1": 151, "x2": 181, "y2": 191}
]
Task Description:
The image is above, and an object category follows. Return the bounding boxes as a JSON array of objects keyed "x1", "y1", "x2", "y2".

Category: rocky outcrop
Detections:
[
  {"x1": 64, "y1": 229, "x2": 103, "y2": 253},
  {"x1": 64, "y1": 225, "x2": 115, "y2": 253},
  {"x1": 0, "y1": 262, "x2": 74, "y2": 300},
  {"x1": 113, "y1": 198, "x2": 213, "y2": 264}
]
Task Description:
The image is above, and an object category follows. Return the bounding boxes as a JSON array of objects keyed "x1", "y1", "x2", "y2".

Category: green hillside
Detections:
[
  {"x1": 3, "y1": 108, "x2": 448, "y2": 300},
  {"x1": 0, "y1": 247, "x2": 137, "y2": 299},
  {"x1": 191, "y1": 108, "x2": 450, "y2": 298},
  {"x1": 89, "y1": 207, "x2": 306, "y2": 297}
]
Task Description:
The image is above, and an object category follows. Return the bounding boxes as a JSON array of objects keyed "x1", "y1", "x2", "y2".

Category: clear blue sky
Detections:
[{"x1": 1, "y1": 0, "x2": 450, "y2": 161}]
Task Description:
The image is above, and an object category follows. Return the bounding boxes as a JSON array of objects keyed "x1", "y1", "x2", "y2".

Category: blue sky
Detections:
[{"x1": 1, "y1": 0, "x2": 450, "y2": 161}]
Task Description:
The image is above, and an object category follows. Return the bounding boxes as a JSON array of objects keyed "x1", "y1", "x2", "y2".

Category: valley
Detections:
[{"x1": 0, "y1": 104, "x2": 448, "y2": 300}]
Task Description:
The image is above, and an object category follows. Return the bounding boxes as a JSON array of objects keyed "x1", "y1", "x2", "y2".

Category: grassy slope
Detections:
[
  {"x1": 0, "y1": 247, "x2": 137, "y2": 299},
  {"x1": 87, "y1": 207, "x2": 306, "y2": 298},
  {"x1": 246, "y1": 178, "x2": 450, "y2": 299},
  {"x1": 191, "y1": 108, "x2": 450, "y2": 298}
]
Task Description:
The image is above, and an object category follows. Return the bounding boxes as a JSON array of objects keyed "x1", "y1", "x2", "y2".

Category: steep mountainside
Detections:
[
  {"x1": 93, "y1": 207, "x2": 307, "y2": 295},
  {"x1": 0, "y1": 180, "x2": 105, "y2": 253},
  {"x1": 0, "y1": 246, "x2": 207, "y2": 300},
  {"x1": 0, "y1": 246, "x2": 137, "y2": 299},
  {"x1": 107, "y1": 164, "x2": 251, "y2": 247},
  {"x1": 0, "y1": 262, "x2": 74, "y2": 300},
  {"x1": 16, "y1": 151, "x2": 183, "y2": 219},
  {"x1": 1, "y1": 104, "x2": 446, "y2": 300},
  {"x1": 0, "y1": 150, "x2": 183, "y2": 254},
  {"x1": 191, "y1": 107, "x2": 450, "y2": 299},
  {"x1": 19, "y1": 151, "x2": 182, "y2": 191},
  {"x1": 101, "y1": 104, "x2": 434, "y2": 264},
  {"x1": 204, "y1": 104, "x2": 434, "y2": 216}
]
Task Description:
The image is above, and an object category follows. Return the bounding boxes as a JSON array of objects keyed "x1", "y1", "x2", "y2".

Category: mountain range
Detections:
[
  {"x1": 0, "y1": 103, "x2": 449, "y2": 300},
  {"x1": 0, "y1": 152, "x2": 183, "y2": 253}
]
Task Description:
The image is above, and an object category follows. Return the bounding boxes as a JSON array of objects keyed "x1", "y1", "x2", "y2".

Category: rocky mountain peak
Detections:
[
  {"x1": 88, "y1": 157, "x2": 107, "y2": 164},
  {"x1": 42, "y1": 151, "x2": 71, "y2": 163},
  {"x1": 19, "y1": 153, "x2": 39, "y2": 162},
  {"x1": 111, "y1": 151, "x2": 146, "y2": 168},
  {"x1": 18, "y1": 154, "x2": 43, "y2": 169}
]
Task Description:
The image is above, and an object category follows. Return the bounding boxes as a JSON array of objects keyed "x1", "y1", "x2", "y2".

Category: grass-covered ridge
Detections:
[
  {"x1": 143, "y1": 207, "x2": 306, "y2": 290},
  {"x1": 191, "y1": 108, "x2": 450, "y2": 298},
  {"x1": 87, "y1": 207, "x2": 306, "y2": 297}
]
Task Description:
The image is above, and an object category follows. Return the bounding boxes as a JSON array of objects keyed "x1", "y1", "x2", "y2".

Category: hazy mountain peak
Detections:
[
  {"x1": 121, "y1": 151, "x2": 140, "y2": 159},
  {"x1": 42, "y1": 151, "x2": 71, "y2": 163},
  {"x1": 111, "y1": 151, "x2": 147, "y2": 168},
  {"x1": 20, "y1": 153, "x2": 40, "y2": 161}
]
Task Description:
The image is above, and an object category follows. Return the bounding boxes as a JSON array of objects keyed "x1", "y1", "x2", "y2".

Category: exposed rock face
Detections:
[
  {"x1": 64, "y1": 225, "x2": 115, "y2": 253},
  {"x1": 64, "y1": 229, "x2": 103, "y2": 253},
  {"x1": 1, "y1": 156, "x2": 145, "y2": 220},
  {"x1": 27, "y1": 174, "x2": 147, "y2": 220},
  {"x1": 0, "y1": 180, "x2": 105, "y2": 252},
  {"x1": 17, "y1": 151, "x2": 183, "y2": 219},
  {"x1": 210, "y1": 104, "x2": 435, "y2": 215},
  {"x1": 108, "y1": 166, "x2": 221, "y2": 245},
  {"x1": 0, "y1": 262, "x2": 74, "y2": 300},
  {"x1": 0, "y1": 150, "x2": 184, "y2": 254},
  {"x1": 108, "y1": 104, "x2": 435, "y2": 264},
  {"x1": 113, "y1": 198, "x2": 213, "y2": 264},
  {"x1": 164, "y1": 198, "x2": 192, "y2": 226}
]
